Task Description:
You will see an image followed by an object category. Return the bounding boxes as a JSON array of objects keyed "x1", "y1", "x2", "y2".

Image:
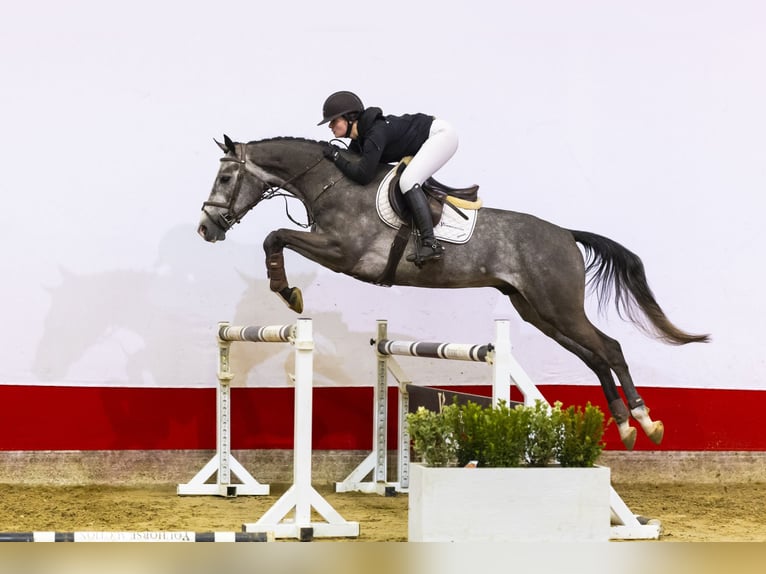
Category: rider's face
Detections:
[{"x1": 329, "y1": 117, "x2": 349, "y2": 139}]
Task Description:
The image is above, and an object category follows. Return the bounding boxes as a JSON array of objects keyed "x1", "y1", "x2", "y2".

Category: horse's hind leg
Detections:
[
  {"x1": 509, "y1": 293, "x2": 639, "y2": 449},
  {"x1": 509, "y1": 292, "x2": 663, "y2": 447},
  {"x1": 574, "y1": 322, "x2": 664, "y2": 444},
  {"x1": 577, "y1": 327, "x2": 664, "y2": 445},
  {"x1": 601, "y1": 333, "x2": 664, "y2": 445}
]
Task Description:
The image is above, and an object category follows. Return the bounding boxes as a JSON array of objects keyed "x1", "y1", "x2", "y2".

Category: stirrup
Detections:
[{"x1": 406, "y1": 239, "x2": 444, "y2": 267}]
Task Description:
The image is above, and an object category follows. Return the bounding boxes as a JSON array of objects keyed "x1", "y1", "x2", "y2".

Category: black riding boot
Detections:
[{"x1": 403, "y1": 184, "x2": 444, "y2": 265}]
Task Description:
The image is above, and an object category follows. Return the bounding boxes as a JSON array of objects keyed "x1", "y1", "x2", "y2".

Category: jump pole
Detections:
[
  {"x1": 176, "y1": 322, "x2": 290, "y2": 496},
  {"x1": 0, "y1": 531, "x2": 268, "y2": 543},
  {"x1": 335, "y1": 319, "x2": 545, "y2": 495},
  {"x1": 240, "y1": 318, "x2": 359, "y2": 539}
]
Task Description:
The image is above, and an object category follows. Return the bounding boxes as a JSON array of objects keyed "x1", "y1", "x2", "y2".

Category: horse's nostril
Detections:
[{"x1": 197, "y1": 225, "x2": 207, "y2": 238}]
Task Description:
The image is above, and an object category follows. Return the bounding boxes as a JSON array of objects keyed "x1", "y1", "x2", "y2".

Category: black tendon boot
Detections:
[{"x1": 403, "y1": 184, "x2": 444, "y2": 265}]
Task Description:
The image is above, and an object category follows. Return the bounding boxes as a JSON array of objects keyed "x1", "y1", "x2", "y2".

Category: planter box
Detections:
[{"x1": 408, "y1": 463, "x2": 611, "y2": 542}]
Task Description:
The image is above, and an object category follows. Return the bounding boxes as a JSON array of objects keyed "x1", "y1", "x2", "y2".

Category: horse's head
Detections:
[
  {"x1": 199, "y1": 135, "x2": 340, "y2": 242},
  {"x1": 198, "y1": 135, "x2": 279, "y2": 242}
]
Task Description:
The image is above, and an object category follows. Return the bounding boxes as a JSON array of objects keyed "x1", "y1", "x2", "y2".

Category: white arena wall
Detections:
[{"x1": 1, "y1": 2, "x2": 764, "y2": 455}]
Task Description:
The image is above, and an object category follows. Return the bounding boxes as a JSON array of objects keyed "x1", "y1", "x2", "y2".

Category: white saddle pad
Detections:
[{"x1": 375, "y1": 166, "x2": 478, "y2": 245}]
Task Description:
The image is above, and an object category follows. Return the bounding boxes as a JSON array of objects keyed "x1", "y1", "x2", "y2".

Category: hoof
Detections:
[
  {"x1": 278, "y1": 287, "x2": 304, "y2": 314},
  {"x1": 630, "y1": 406, "x2": 664, "y2": 445},
  {"x1": 618, "y1": 425, "x2": 637, "y2": 450},
  {"x1": 644, "y1": 420, "x2": 664, "y2": 445}
]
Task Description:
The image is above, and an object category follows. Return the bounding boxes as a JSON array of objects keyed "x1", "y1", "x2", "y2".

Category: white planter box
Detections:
[{"x1": 408, "y1": 463, "x2": 611, "y2": 542}]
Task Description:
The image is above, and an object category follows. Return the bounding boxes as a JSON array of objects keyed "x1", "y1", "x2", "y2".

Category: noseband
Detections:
[{"x1": 201, "y1": 144, "x2": 324, "y2": 233}]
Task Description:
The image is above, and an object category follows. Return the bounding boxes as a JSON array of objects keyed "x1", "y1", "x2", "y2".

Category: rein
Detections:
[{"x1": 201, "y1": 144, "x2": 326, "y2": 233}]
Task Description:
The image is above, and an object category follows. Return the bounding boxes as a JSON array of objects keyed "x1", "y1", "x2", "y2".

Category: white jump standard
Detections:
[
  {"x1": 176, "y1": 322, "x2": 294, "y2": 496},
  {"x1": 234, "y1": 319, "x2": 359, "y2": 539},
  {"x1": 336, "y1": 319, "x2": 544, "y2": 495},
  {"x1": 180, "y1": 318, "x2": 358, "y2": 539}
]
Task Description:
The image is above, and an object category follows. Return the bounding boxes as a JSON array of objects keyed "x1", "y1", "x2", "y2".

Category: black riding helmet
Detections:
[{"x1": 317, "y1": 90, "x2": 364, "y2": 125}]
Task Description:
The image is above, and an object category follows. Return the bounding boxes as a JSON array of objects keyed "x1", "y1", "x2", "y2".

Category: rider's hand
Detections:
[{"x1": 321, "y1": 142, "x2": 340, "y2": 162}]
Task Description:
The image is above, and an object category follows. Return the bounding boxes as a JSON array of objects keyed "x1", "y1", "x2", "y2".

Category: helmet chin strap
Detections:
[{"x1": 343, "y1": 117, "x2": 354, "y2": 138}]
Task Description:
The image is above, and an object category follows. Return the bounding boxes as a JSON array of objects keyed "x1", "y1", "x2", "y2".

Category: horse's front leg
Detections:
[
  {"x1": 265, "y1": 250, "x2": 303, "y2": 313},
  {"x1": 264, "y1": 228, "x2": 346, "y2": 313}
]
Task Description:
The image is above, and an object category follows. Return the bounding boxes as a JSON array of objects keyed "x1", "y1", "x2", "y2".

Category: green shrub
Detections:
[
  {"x1": 525, "y1": 400, "x2": 561, "y2": 467},
  {"x1": 450, "y1": 400, "x2": 487, "y2": 467},
  {"x1": 406, "y1": 405, "x2": 457, "y2": 467},
  {"x1": 406, "y1": 396, "x2": 607, "y2": 468},
  {"x1": 481, "y1": 400, "x2": 528, "y2": 467},
  {"x1": 554, "y1": 402, "x2": 606, "y2": 467}
]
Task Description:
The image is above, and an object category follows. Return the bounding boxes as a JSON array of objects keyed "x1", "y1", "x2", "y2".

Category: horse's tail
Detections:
[{"x1": 570, "y1": 229, "x2": 710, "y2": 345}]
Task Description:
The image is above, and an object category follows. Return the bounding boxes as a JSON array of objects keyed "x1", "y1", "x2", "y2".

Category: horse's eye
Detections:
[{"x1": 219, "y1": 175, "x2": 231, "y2": 184}]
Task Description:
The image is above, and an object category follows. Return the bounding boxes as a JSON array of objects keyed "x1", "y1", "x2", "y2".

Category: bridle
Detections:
[{"x1": 200, "y1": 143, "x2": 325, "y2": 233}]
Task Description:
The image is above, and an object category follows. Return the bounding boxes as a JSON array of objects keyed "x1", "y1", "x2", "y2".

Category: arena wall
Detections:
[
  {"x1": 3, "y1": 3, "x2": 765, "y2": 490},
  {"x1": 2, "y1": 384, "x2": 763, "y2": 451}
]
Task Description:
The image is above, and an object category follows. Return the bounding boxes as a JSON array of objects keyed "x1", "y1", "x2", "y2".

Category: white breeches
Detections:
[{"x1": 399, "y1": 118, "x2": 459, "y2": 193}]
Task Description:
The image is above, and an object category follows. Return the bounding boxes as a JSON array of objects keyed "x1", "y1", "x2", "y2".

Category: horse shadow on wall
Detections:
[{"x1": 31, "y1": 225, "x2": 366, "y2": 392}]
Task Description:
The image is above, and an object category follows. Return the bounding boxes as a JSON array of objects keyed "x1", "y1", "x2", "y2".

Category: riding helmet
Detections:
[{"x1": 317, "y1": 90, "x2": 364, "y2": 125}]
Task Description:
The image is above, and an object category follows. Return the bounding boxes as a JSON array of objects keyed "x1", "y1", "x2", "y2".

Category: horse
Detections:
[{"x1": 197, "y1": 135, "x2": 710, "y2": 449}]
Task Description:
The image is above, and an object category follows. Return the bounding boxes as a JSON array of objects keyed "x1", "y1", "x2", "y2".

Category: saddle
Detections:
[
  {"x1": 375, "y1": 159, "x2": 481, "y2": 286},
  {"x1": 387, "y1": 158, "x2": 482, "y2": 225}
]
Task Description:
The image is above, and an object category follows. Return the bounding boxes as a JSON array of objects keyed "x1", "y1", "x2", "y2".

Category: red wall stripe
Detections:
[{"x1": 0, "y1": 385, "x2": 763, "y2": 451}]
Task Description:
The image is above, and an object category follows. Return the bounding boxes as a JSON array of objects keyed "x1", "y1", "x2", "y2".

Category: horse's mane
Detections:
[{"x1": 246, "y1": 136, "x2": 321, "y2": 146}]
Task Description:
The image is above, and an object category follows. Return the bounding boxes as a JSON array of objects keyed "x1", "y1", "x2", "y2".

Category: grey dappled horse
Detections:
[{"x1": 198, "y1": 135, "x2": 710, "y2": 449}]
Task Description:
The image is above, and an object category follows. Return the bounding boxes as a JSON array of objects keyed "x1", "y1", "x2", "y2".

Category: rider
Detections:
[{"x1": 318, "y1": 90, "x2": 459, "y2": 264}]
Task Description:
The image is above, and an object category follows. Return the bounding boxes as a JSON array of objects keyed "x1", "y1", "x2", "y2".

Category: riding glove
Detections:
[{"x1": 321, "y1": 142, "x2": 340, "y2": 162}]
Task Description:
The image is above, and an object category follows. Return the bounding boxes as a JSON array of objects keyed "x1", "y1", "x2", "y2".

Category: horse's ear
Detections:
[
  {"x1": 223, "y1": 134, "x2": 236, "y2": 154},
  {"x1": 214, "y1": 138, "x2": 228, "y2": 153}
]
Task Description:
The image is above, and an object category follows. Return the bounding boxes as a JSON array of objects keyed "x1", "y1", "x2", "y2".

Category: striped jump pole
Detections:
[
  {"x1": 217, "y1": 323, "x2": 295, "y2": 343},
  {"x1": 336, "y1": 319, "x2": 545, "y2": 494},
  {"x1": 375, "y1": 339, "x2": 490, "y2": 362},
  {"x1": 375, "y1": 319, "x2": 544, "y2": 408},
  {"x1": 0, "y1": 531, "x2": 268, "y2": 543},
  {"x1": 177, "y1": 321, "x2": 297, "y2": 497}
]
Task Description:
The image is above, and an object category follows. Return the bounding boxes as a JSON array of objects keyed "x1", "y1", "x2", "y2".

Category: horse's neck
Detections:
[
  {"x1": 247, "y1": 141, "x2": 321, "y2": 200},
  {"x1": 247, "y1": 139, "x2": 384, "y2": 210}
]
